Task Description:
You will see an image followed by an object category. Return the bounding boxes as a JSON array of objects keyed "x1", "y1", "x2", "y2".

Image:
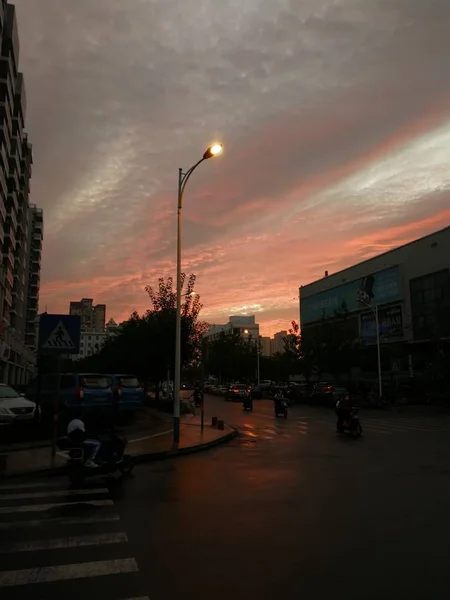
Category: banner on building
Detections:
[
  {"x1": 300, "y1": 265, "x2": 401, "y2": 325},
  {"x1": 360, "y1": 304, "x2": 403, "y2": 344}
]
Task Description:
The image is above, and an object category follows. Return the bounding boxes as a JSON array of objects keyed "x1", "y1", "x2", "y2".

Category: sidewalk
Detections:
[
  {"x1": 0, "y1": 407, "x2": 168, "y2": 453},
  {"x1": 0, "y1": 420, "x2": 237, "y2": 478}
]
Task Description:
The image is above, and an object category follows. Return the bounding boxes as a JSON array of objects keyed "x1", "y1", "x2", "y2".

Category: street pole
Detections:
[
  {"x1": 256, "y1": 338, "x2": 260, "y2": 387},
  {"x1": 51, "y1": 354, "x2": 62, "y2": 458},
  {"x1": 172, "y1": 144, "x2": 223, "y2": 445},
  {"x1": 375, "y1": 304, "x2": 383, "y2": 401},
  {"x1": 173, "y1": 168, "x2": 183, "y2": 444}
]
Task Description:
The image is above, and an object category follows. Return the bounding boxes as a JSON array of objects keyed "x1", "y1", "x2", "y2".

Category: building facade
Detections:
[
  {"x1": 69, "y1": 298, "x2": 106, "y2": 332},
  {"x1": 271, "y1": 330, "x2": 288, "y2": 354},
  {"x1": 299, "y1": 227, "x2": 450, "y2": 367},
  {"x1": 0, "y1": 3, "x2": 42, "y2": 384},
  {"x1": 205, "y1": 315, "x2": 260, "y2": 341},
  {"x1": 70, "y1": 318, "x2": 120, "y2": 361},
  {"x1": 24, "y1": 203, "x2": 42, "y2": 349}
]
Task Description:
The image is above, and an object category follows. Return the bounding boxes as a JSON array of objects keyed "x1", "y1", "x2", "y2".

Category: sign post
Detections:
[{"x1": 38, "y1": 314, "x2": 81, "y2": 457}]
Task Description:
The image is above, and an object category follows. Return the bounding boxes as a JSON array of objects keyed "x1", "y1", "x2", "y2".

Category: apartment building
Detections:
[
  {"x1": 69, "y1": 298, "x2": 106, "y2": 332},
  {"x1": 24, "y1": 203, "x2": 42, "y2": 349},
  {"x1": 0, "y1": 3, "x2": 42, "y2": 384}
]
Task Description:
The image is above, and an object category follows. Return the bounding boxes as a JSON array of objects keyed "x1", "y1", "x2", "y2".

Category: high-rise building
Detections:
[
  {"x1": 271, "y1": 330, "x2": 288, "y2": 354},
  {"x1": 69, "y1": 298, "x2": 106, "y2": 332},
  {"x1": 24, "y1": 203, "x2": 42, "y2": 349},
  {"x1": 0, "y1": 3, "x2": 42, "y2": 384}
]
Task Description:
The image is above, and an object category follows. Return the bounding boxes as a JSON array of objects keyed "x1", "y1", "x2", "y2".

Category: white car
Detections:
[{"x1": 0, "y1": 384, "x2": 38, "y2": 425}]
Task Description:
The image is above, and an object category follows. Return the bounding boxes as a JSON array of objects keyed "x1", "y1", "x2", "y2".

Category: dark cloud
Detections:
[{"x1": 13, "y1": 0, "x2": 450, "y2": 333}]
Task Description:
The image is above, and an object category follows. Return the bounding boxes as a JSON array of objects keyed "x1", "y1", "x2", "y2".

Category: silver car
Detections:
[{"x1": 0, "y1": 384, "x2": 38, "y2": 425}]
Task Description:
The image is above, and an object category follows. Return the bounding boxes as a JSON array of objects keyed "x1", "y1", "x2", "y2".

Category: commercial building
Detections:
[
  {"x1": 69, "y1": 298, "x2": 106, "y2": 332},
  {"x1": 299, "y1": 226, "x2": 450, "y2": 371},
  {"x1": 260, "y1": 336, "x2": 272, "y2": 356},
  {"x1": 205, "y1": 315, "x2": 260, "y2": 341},
  {"x1": 0, "y1": 3, "x2": 42, "y2": 384}
]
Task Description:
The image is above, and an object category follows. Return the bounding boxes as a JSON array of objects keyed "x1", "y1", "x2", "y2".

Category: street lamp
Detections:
[
  {"x1": 244, "y1": 329, "x2": 260, "y2": 386},
  {"x1": 173, "y1": 143, "x2": 223, "y2": 444},
  {"x1": 357, "y1": 298, "x2": 382, "y2": 401}
]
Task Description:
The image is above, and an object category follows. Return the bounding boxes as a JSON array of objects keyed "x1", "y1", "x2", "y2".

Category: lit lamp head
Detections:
[{"x1": 203, "y1": 143, "x2": 223, "y2": 160}]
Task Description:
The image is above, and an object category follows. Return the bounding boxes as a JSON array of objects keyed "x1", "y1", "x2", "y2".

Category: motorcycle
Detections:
[
  {"x1": 243, "y1": 396, "x2": 253, "y2": 411},
  {"x1": 57, "y1": 433, "x2": 135, "y2": 485},
  {"x1": 337, "y1": 407, "x2": 362, "y2": 437},
  {"x1": 274, "y1": 398, "x2": 288, "y2": 418}
]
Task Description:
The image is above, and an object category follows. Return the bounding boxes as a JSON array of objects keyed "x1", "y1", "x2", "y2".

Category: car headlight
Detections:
[{"x1": 0, "y1": 406, "x2": 10, "y2": 415}]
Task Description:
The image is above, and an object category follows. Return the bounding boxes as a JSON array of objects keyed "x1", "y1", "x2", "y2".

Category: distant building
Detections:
[
  {"x1": 205, "y1": 315, "x2": 260, "y2": 341},
  {"x1": 70, "y1": 317, "x2": 120, "y2": 361},
  {"x1": 69, "y1": 298, "x2": 106, "y2": 332},
  {"x1": 260, "y1": 336, "x2": 272, "y2": 356},
  {"x1": 271, "y1": 331, "x2": 288, "y2": 354}
]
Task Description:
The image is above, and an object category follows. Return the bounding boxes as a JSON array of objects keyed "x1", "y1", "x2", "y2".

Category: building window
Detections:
[{"x1": 410, "y1": 269, "x2": 450, "y2": 341}]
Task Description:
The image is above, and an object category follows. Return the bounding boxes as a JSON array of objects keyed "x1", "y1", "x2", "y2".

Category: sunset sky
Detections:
[{"x1": 15, "y1": 0, "x2": 450, "y2": 336}]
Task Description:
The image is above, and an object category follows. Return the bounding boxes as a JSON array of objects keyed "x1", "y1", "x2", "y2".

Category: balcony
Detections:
[
  {"x1": 7, "y1": 189, "x2": 18, "y2": 213},
  {"x1": 3, "y1": 250, "x2": 14, "y2": 269},
  {"x1": 0, "y1": 192, "x2": 5, "y2": 222},
  {"x1": 5, "y1": 267, "x2": 13, "y2": 288},
  {"x1": 4, "y1": 224, "x2": 15, "y2": 250},
  {"x1": 6, "y1": 205, "x2": 17, "y2": 230},
  {"x1": 4, "y1": 288, "x2": 12, "y2": 307}
]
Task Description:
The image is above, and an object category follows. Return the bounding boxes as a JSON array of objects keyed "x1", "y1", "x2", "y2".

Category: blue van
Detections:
[
  {"x1": 27, "y1": 373, "x2": 114, "y2": 418},
  {"x1": 110, "y1": 374, "x2": 145, "y2": 412}
]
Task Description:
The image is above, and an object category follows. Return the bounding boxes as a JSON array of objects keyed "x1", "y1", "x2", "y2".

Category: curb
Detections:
[{"x1": 0, "y1": 426, "x2": 238, "y2": 480}]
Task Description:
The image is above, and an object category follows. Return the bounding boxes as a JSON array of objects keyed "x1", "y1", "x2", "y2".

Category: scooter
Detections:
[
  {"x1": 243, "y1": 395, "x2": 253, "y2": 411},
  {"x1": 57, "y1": 434, "x2": 135, "y2": 485},
  {"x1": 274, "y1": 398, "x2": 288, "y2": 418},
  {"x1": 337, "y1": 407, "x2": 362, "y2": 437}
]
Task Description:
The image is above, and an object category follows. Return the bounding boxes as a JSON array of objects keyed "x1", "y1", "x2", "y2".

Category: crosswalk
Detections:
[
  {"x1": 237, "y1": 413, "x2": 450, "y2": 442},
  {"x1": 0, "y1": 478, "x2": 148, "y2": 599}
]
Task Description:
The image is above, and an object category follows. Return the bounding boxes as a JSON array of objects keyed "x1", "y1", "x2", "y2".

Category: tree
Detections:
[
  {"x1": 72, "y1": 274, "x2": 207, "y2": 397},
  {"x1": 206, "y1": 330, "x2": 255, "y2": 382}
]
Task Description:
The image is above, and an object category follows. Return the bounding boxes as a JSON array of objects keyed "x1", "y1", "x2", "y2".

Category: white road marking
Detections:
[
  {"x1": 0, "y1": 488, "x2": 109, "y2": 501},
  {"x1": 129, "y1": 429, "x2": 172, "y2": 443},
  {"x1": 0, "y1": 513, "x2": 120, "y2": 530},
  {"x1": 0, "y1": 557, "x2": 139, "y2": 587},
  {"x1": 0, "y1": 499, "x2": 113, "y2": 514},
  {"x1": 122, "y1": 597, "x2": 150, "y2": 600},
  {"x1": 0, "y1": 531, "x2": 128, "y2": 553}
]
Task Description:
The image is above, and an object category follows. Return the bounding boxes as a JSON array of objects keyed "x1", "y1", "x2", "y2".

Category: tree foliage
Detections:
[
  {"x1": 206, "y1": 330, "x2": 256, "y2": 382},
  {"x1": 72, "y1": 274, "x2": 207, "y2": 387}
]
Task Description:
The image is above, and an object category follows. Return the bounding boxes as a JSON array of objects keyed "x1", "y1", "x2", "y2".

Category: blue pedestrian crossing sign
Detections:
[{"x1": 38, "y1": 314, "x2": 81, "y2": 355}]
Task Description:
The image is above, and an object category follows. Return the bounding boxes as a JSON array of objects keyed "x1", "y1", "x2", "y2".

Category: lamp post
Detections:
[
  {"x1": 173, "y1": 143, "x2": 223, "y2": 444},
  {"x1": 358, "y1": 299, "x2": 382, "y2": 401},
  {"x1": 244, "y1": 330, "x2": 260, "y2": 386}
]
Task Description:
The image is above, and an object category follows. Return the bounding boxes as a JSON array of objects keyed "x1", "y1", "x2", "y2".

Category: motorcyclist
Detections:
[
  {"x1": 336, "y1": 394, "x2": 352, "y2": 431},
  {"x1": 192, "y1": 383, "x2": 202, "y2": 407},
  {"x1": 273, "y1": 388, "x2": 285, "y2": 414},
  {"x1": 67, "y1": 411, "x2": 100, "y2": 468}
]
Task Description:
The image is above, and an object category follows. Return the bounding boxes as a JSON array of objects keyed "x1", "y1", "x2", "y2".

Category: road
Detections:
[{"x1": 2, "y1": 396, "x2": 450, "y2": 599}]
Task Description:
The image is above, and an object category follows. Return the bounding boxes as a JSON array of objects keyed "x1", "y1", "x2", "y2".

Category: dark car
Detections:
[{"x1": 226, "y1": 384, "x2": 251, "y2": 402}]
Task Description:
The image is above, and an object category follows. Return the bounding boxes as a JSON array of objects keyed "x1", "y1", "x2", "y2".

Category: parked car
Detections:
[
  {"x1": 0, "y1": 384, "x2": 39, "y2": 425},
  {"x1": 109, "y1": 374, "x2": 145, "y2": 411},
  {"x1": 27, "y1": 373, "x2": 114, "y2": 421},
  {"x1": 226, "y1": 384, "x2": 251, "y2": 401}
]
